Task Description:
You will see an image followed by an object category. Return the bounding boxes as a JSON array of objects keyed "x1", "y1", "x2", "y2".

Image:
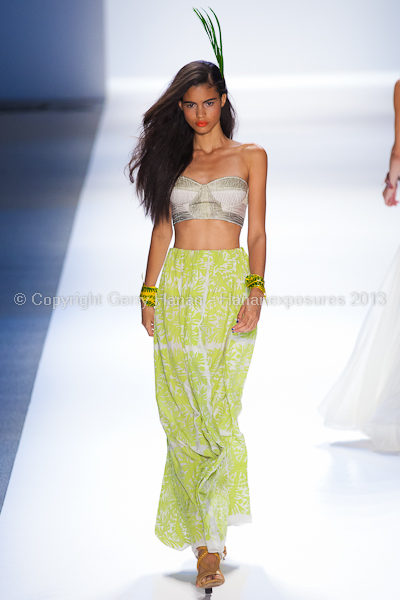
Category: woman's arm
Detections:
[
  {"x1": 247, "y1": 145, "x2": 268, "y2": 278},
  {"x1": 233, "y1": 144, "x2": 268, "y2": 334},
  {"x1": 383, "y1": 80, "x2": 400, "y2": 206},
  {"x1": 141, "y1": 207, "x2": 173, "y2": 336}
]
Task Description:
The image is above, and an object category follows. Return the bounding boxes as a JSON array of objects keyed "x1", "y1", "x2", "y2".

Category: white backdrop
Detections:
[{"x1": 105, "y1": 0, "x2": 400, "y2": 80}]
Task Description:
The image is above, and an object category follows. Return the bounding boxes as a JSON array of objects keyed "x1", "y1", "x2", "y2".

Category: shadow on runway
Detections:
[
  {"x1": 166, "y1": 562, "x2": 239, "y2": 584},
  {"x1": 330, "y1": 439, "x2": 400, "y2": 455},
  {"x1": 317, "y1": 441, "x2": 400, "y2": 502},
  {"x1": 100, "y1": 563, "x2": 285, "y2": 599}
]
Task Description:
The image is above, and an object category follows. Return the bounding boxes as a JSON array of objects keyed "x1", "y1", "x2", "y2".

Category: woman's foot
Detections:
[
  {"x1": 196, "y1": 547, "x2": 226, "y2": 588},
  {"x1": 198, "y1": 553, "x2": 224, "y2": 585}
]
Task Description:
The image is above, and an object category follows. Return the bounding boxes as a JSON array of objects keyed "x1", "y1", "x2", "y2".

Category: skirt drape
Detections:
[
  {"x1": 153, "y1": 247, "x2": 257, "y2": 557},
  {"x1": 319, "y1": 244, "x2": 400, "y2": 451}
]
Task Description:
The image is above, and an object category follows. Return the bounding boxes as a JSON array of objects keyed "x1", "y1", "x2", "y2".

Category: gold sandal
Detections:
[{"x1": 196, "y1": 546, "x2": 226, "y2": 590}]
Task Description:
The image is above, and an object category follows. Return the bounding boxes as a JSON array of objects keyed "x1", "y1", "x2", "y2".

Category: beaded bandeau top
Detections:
[{"x1": 170, "y1": 175, "x2": 249, "y2": 227}]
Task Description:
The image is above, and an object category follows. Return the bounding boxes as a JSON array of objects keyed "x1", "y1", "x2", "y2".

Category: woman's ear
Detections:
[
  {"x1": 178, "y1": 100, "x2": 183, "y2": 111},
  {"x1": 221, "y1": 93, "x2": 227, "y2": 108}
]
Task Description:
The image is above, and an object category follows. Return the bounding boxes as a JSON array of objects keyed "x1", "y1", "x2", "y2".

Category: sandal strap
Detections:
[
  {"x1": 197, "y1": 551, "x2": 220, "y2": 570},
  {"x1": 198, "y1": 570, "x2": 224, "y2": 584},
  {"x1": 196, "y1": 545, "x2": 226, "y2": 561},
  {"x1": 196, "y1": 550, "x2": 223, "y2": 586},
  {"x1": 196, "y1": 546, "x2": 209, "y2": 568}
]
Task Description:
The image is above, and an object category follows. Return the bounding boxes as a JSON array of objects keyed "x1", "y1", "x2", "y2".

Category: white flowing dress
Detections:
[{"x1": 319, "y1": 245, "x2": 400, "y2": 451}]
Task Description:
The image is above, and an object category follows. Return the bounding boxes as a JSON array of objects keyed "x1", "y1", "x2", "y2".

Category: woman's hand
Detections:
[
  {"x1": 142, "y1": 305, "x2": 155, "y2": 337},
  {"x1": 383, "y1": 185, "x2": 399, "y2": 206},
  {"x1": 232, "y1": 288, "x2": 264, "y2": 333}
]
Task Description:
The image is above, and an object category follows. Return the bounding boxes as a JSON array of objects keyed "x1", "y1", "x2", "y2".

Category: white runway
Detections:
[{"x1": 1, "y1": 74, "x2": 400, "y2": 600}]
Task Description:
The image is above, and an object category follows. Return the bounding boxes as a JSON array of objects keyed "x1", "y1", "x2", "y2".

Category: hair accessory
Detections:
[
  {"x1": 193, "y1": 7, "x2": 224, "y2": 78},
  {"x1": 140, "y1": 284, "x2": 158, "y2": 308}
]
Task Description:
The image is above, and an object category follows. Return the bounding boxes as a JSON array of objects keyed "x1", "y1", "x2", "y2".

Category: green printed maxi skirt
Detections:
[{"x1": 153, "y1": 247, "x2": 257, "y2": 557}]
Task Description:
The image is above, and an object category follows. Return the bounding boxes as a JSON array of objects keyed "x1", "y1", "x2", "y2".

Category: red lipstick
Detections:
[{"x1": 196, "y1": 121, "x2": 208, "y2": 127}]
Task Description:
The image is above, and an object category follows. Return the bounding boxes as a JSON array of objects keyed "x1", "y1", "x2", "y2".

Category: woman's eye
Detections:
[{"x1": 205, "y1": 102, "x2": 214, "y2": 106}]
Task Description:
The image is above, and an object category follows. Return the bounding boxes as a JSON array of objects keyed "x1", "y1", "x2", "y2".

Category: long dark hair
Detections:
[{"x1": 128, "y1": 60, "x2": 236, "y2": 225}]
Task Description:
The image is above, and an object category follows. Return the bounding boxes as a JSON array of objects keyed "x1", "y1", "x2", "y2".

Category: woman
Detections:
[
  {"x1": 129, "y1": 50, "x2": 267, "y2": 589},
  {"x1": 319, "y1": 79, "x2": 400, "y2": 452}
]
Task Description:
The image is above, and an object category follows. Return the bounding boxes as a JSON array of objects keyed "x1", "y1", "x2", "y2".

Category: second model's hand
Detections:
[
  {"x1": 383, "y1": 173, "x2": 399, "y2": 207},
  {"x1": 383, "y1": 185, "x2": 398, "y2": 206}
]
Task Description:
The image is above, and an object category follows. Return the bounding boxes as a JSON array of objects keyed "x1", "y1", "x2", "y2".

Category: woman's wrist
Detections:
[
  {"x1": 249, "y1": 286, "x2": 264, "y2": 296},
  {"x1": 385, "y1": 171, "x2": 400, "y2": 189},
  {"x1": 140, "y1": 284, "x2": 158, "y2": 308},
  {"x1": 141, "y1": 300, "x2": 154, "y2": 310}
]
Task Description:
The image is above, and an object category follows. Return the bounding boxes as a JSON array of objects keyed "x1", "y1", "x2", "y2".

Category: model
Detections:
[
  {"x1": 129, "y1": 8, "x2": 267, "y2": 592},
  {"x1": 319, "y1": 79, "x2": 400, "y2": 452}
]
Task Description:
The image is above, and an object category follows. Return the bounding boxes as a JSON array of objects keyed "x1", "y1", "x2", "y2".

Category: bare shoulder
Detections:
[
  {"x1": 239, "y1": 143, "x2": 268, "y2": 175},
  {"x1": 235, "y1": 142, "x2": 267, "y2": 157}
]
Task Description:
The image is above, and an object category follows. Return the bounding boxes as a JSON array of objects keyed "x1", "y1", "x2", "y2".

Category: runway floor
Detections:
[
  {"x1": 0, "y1": 103, "x2": 102, "y2": 510},
  {"x1": 0, "y1": 76, "x2": 399, "y2": 599}
]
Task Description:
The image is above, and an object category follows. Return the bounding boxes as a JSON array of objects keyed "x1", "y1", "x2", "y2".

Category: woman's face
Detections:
[{"x1": 179, "y1": 84, "x2": 226, "y2": 133}]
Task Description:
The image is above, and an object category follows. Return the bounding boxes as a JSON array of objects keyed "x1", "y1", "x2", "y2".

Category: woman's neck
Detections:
[{"x1": 193, "y1": 123, "x2": 229, "y2": 155}]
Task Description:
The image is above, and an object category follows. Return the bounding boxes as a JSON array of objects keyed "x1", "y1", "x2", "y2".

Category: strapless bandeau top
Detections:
[{"x1": 170, "y1": 175, "x2": 249, "y2": 227}]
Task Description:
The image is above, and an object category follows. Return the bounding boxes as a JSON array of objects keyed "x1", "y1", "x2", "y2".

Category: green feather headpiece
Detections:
[{"x1": 193, "y1": 7, "x2": 224, "y2": 79}]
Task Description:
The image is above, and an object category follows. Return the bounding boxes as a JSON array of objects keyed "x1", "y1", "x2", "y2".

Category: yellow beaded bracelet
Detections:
[
  {"x1": 140, "y1": 285, "x2": 158, "y2": 308},
  {"x1": 245, "y1": 274, "x2": 267, "y2": 303}
]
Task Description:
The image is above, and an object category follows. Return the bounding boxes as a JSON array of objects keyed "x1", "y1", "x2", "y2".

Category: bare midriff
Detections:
[{"x1": 173, "y1": 219, "x2": 241, "y2": 250}]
